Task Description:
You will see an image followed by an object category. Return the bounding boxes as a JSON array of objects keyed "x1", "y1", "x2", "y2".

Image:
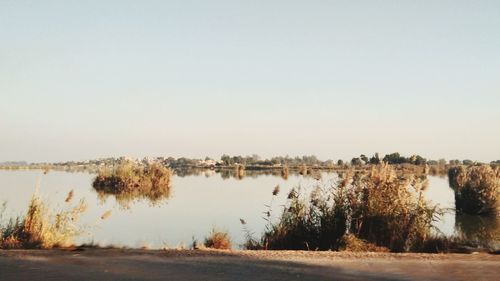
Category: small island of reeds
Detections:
[{"x1": 92, "y1": 161, "x2": 173, "y2": 207}]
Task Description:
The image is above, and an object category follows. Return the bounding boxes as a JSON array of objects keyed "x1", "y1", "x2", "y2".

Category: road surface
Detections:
[{"x1": 0, "y1": 249, "x2": 498, "y2": 281}]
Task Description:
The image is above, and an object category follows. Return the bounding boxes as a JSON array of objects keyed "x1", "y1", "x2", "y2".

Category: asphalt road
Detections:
[{"x1": 0, "y1": 249, "x2": 498, "y2": 281}]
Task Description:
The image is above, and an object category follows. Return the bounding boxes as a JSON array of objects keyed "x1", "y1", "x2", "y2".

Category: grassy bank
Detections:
[{"x1": 247, "y1": 164, "x2": 448, "y2": 252}]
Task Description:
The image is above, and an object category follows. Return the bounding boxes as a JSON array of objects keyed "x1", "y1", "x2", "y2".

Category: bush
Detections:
[
  {"x1": 448, "y1": 165, "x2": 499, "y2": 215},
  {"x1": 260, "y1": 164, "x2": 439, "y2": 252},
  {"x1": 93, "y1": 161, "x2": 172, "y2": 207},
  {"x1": 0, "y1": 192, "x2": 87, "y2": 249},
  {"x1": 203, "y1": 228, "x2": 231, "y2": 249}
]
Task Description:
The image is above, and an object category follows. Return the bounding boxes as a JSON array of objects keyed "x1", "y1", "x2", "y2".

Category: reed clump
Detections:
[
  {"x1": 93, "y1": 161, "x2": 172, "y2": 207},
  {"x1": 339, "y1": 234, "x2": 389, "y2": 252},
  {"x1": 448, "y1": 165, "x2": 499, "y2": 215},
  {"x1": 203, "y1": 228, "x2": 231, "y2": 250},
  {"x1": 281, "y1": 166, "x2": 289, "y2": 180},
  {"x1": 0, "y1": 192, "x2": 87, "y2": 249},
  {"x1": 258, "y1": 164, "x2": 439, "y2": 252}
]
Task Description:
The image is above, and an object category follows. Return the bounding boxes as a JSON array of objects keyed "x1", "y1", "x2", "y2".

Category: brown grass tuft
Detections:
[
  {"x1": 1, "y1": 194, "x2": 87, "y2": 249},
  {"x1": 203, "y1": 228, "x2": 231, "y2": 250}
]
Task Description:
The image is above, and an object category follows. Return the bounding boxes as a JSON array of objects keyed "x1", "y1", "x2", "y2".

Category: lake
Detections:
[{"x1": 0, "y1": 169, "x2": 497, "y2": 249}]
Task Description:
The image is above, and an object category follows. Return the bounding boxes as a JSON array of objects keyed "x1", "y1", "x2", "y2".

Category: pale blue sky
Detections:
[{"x1": 1, "y1": 0, "x2": 499, "y2": 162}]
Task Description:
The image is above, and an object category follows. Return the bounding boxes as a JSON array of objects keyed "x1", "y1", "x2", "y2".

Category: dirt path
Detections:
[{"x1": 0, "y1": 249, "x2": 498, "y2": 281}]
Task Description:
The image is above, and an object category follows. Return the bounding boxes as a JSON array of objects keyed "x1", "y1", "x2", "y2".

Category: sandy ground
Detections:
[{"x1": 0, "y1": 249, "x2": 499, "y2": 281}]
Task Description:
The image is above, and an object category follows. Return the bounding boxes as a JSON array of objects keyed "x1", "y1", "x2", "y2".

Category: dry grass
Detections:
[
  {"x1": 448, "y1": 165, "x2": 499, "y2": 215},
  {"x1": 93, "y1": 161, "x2": 172, "y2": 208},
  {"x1": 339, "y1": 234, "x2": 389, "y2": 252},
  {"x1": 0, "y1": 191, "x2": 87, "y2": 249},
  {"x1": 281, "y1": 166, "x2": 289, "y2": 180},
  {"x1": 258, "y1": 164, "x2": 440, "y2": 252},
  {"x1": 203, "y1": 228, "x2": 232, "y2": 250}
]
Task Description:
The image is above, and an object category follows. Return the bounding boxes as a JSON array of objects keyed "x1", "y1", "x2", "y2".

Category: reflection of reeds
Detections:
[
  {"x1": 234, "y1": 164, "x2": 245, "y2": 180},
  {"x1": 0, "y1": 192, "x2": 87, "y2": 249},
  {"x1": 281, "y1": 166, "x2": 289, "y2": 180},
  {"x1": 455, "y1": 214, "x2": 500, "y2": 250},
  {"x1": 448, "y1": 165, "x2": 499, "y2": 215},
  {"x1": 299, "y1": 165, "x2": 307, "y2": 175}
]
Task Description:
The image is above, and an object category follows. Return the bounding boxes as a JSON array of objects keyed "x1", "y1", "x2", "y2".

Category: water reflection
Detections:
[
  {"x1": 455, "y1": 214, "x2": 500, "y2": 249},
  {"x1": 94, "y1": 187, "x2": 171, "y2": 209},
  {"x1": 0, "y1": 170, "x2": 498, "y2": 249},
  {"x1": 174, "y1": 167, "x2": 323, "y2": 180}
]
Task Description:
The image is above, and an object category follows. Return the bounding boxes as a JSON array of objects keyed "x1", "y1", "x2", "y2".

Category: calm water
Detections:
[{"x1": 0, "y1": 170, "x2": 496, "y2": 249}]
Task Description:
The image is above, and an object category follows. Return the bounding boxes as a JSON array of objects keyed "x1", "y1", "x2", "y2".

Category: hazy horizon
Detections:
[{"x1": 1, "y1": 1, "x2": 499, "y2": 163}]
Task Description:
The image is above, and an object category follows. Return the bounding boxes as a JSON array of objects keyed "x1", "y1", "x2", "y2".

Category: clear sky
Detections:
[{"x1": 1, "y1": 0, "x2": 499, "y2": 163}]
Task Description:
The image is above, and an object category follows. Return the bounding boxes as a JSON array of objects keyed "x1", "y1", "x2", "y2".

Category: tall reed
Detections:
[
  {"x1": 260, "y1": 164, "x2": 439, "y2": 252},
  {"x1": 0, "y1": 192, "x2": 87, "y2": 249},
  {"x1": 448, "y1": 165, "x2": 499, "y2": 215}
]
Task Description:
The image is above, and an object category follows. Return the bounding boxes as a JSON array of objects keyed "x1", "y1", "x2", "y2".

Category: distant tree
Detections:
[
  {"x1": 383, "y1": 152, "x2": 406, "y2": 164},
  {"x1": 337, "y1": 159, "x2": 344, "y2": 166},
  {"x1": 360, "y1": 154, "x2": 369, "y2": 164},
  {"x1": 462, "y1": 159, "x2": 473, "y2": 165},
  {"x1": 302, "y1": 155, "x2": 320, "y2": 165},
  {"x1": 232, "y1": 155, "x2": 244, "y2": 165},
  {"x1": 409, "y1": 155, "x2": 426, "y2": 165},
  {"x1": 270, "y1": 158, "x2": 281, "y2": 165},
  {"x1": 369, "y1": 153, "x2": 380, "y2": 164},
  {"x1": 437, "y1": 159, "x2": 447, "y2": 166},
  {"x1": 449, "y1": 159, "x2": 461, "y2": 165},
  {"x1": 351, "y1": 157, "x2": 362, "y2": 166},
  {"x1": 221, "y1": 154, "x2": 232, "y2": 166}
]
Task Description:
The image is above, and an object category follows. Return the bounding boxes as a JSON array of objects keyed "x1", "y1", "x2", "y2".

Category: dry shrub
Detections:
[
  {"x1": 260, "y1": 164, "x2": 438, "y2": 252},
  {"x1": 0, "y1": 192, "x2": 87, "y2": 249},
  {"x1": 448, "y1": 165, "x2": 499, "y2": 215},
  {"x1": 339, "y1": 234, "x2": 389, "y2": 252},
  {"x1": 204, "y1": 228, "x2": 231, "y2": 250}
]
